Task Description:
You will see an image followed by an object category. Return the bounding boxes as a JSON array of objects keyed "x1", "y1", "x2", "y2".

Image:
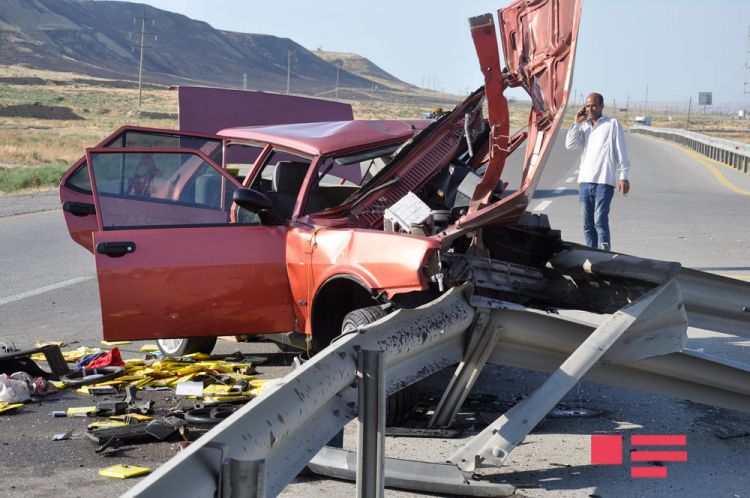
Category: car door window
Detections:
[
  {"x1": 66, "y1": 129, "x2": 224, "y2": 194},
  {"x1": 88, "y1": 150, "x2": 246, "y2": 229}
]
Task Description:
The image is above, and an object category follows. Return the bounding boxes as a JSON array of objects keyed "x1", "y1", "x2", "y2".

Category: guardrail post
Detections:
[
  {"x1": 222, "y1": 459, "x2": 266, "y2": 498},
  {"x1": 357, "y1": 349, "x2": 385, "y2": 498}
]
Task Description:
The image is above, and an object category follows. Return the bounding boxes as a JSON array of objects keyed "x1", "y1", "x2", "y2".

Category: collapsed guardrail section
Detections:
[
  {"x1": 124, "y1": 284, "x2": 485, "y2": 497},
  {"x1": 631, "y1": 124, "x2": 750, "y2": 174},
  {"x1": 124, "y1": 256, "x2": 750, "y2": 498}
]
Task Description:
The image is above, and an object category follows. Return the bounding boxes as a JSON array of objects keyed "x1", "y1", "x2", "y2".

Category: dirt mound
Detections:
[
  {"x1": 138, "y1": 111, "x2": 177, "y2": 120},
  {"x1": 0, "y1": 103, "x2": 83, "y2": 120}
]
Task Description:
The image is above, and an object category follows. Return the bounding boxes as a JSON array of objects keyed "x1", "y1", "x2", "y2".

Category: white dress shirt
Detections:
[{"x1": 565, "y1": 115, "x2": 630, "y2": 186}]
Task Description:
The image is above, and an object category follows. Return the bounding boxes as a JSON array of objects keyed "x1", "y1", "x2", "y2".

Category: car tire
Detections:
[
  {"x1": 184, "y1": 406, "x2": 236, "y2": 426},
  {"x1": 156, "y1": 337, "x2": 217, "y2": 357},
  {"x1": 341, "y1": 305, "x2": 417, "y2": 427}
]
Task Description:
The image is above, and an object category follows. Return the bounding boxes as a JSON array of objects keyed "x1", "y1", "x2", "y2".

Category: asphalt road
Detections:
[{"x1": 1, "y1": 131, "x2": 749, "y2": 497}]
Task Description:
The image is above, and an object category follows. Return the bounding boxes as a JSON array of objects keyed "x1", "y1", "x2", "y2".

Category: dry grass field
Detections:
[{"x1": 1, "y1": 64, "x2": 748, "y2": 192}]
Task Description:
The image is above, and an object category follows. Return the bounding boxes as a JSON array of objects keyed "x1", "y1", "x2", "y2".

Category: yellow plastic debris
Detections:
[
  {"x1": 98, "y1": 464, "x2": 151, "y2": 479},
  {"x1": 101, "y1": 340, "x2": 131, "y2": 346},
  {"x1": 62, "y1": 347, "x2": 102, "y2": 362},
  {"x1": 202, "y1": 395, "x2": 253, "y2": 403},
  {"x1": 174, "y1": 365, "x2": 203, "y2": 376},
  {"x1": 35, "y1": 340, "x2": 66, "y2": 348},
  {"x1": 49, "y1": 381, "x2": 67, "y2": 390},
  {"x1": 109, "y1": 413, "x2": 152, "y2": 422},
  {"x1": 183, "y1": 352, "x2": 213, "y2": 360},
  {"x1": 173, "y1": 373, "x2": 197, "y2": 384},
  {"x1": 139, "y1": 344, "x2": 159, "y2": 352},
  {"x1": 124, "y1": 358, "x2": 146, "y2": 366},
  {"x1": 128, "y1": 378, "x2": 152, "y2": 388},
  {"x1": 87, "y1": 421, "x2": 128, "y2": 430},
  {"x1": 203, "y1": 384, "x2": 233, "y2": 395},
  {"x1": 0, "y1": 402, "x2": 24, "y2": 414},
  {"x1": 67, "y1": 406, "x2": 97, "y2": 417}
]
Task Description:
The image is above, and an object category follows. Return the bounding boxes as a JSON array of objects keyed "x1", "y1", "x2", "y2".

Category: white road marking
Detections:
[
  {"x1": 0, "y1": 276, "x2": 95, "y2": 306},
  {"x1": 554, "y1": 186, "x2": 565, "y2": 194},
  {"x1": 533, "y1": 200, "x2": 553, "y2": 212},
  {"x1": 565, "y1": 176, "x2": 575, "y2": 183}
]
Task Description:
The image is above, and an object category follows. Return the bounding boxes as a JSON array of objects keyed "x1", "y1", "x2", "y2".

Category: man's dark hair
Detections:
[{"x1": 590, "y1": 92, "x2": 604, "y2": 106}]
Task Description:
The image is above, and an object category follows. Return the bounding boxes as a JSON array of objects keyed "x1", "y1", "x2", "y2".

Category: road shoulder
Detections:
[{"x1": 0, "y1": 188, "x2": 60, "y2": 217}]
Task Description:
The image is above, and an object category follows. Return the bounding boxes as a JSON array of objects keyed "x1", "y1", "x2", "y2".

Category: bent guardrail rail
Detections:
[
  {"x1": 630, "y1": 124, "x2": 750, "y2": 174},
  {"x1": 124, "y1": 284, "x2": 486, "y2": 498},
  {"x1": 122, "y1": 247, "x2": 750, "y2": 497}
]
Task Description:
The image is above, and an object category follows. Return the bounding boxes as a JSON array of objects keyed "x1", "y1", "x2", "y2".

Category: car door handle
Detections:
[
  {"x1": 62, "y1": 201, "x2": 96, "y2": 217},
  {"x1": 96, "y1": 242, "x2": 136, "y2": 257}
]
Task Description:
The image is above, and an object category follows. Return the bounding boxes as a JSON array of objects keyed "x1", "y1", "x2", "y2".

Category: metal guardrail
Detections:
[
  {"x1": 631, "y1": 125, "x2": 750, "y2": 174},
  {"x1": 121, "y1": 249, "x2": 750, "y2": 497}
]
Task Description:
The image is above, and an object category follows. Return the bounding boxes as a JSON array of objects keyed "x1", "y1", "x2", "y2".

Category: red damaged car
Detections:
[{"x1": 60, "y1": 0, "x2": 587, "y2": 358}]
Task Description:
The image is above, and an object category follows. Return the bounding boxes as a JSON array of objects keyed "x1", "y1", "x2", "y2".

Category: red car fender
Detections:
[{"x1": 286, "y1": 227, "x2": 439, "y2": 335}]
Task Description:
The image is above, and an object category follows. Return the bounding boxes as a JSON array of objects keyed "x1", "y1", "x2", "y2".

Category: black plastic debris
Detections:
[
  {"x1": 0, "y1": 344, "x2": 70, "y2": 379},
  {"x1": 86, "y1": 415, "x2": 186, "y2": 446},
  {"x1": 61, "y1": 366, "x2": 124, "y2": 387}
]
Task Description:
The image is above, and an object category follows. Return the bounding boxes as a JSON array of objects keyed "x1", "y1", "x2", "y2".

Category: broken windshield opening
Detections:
[{"x1": 303, "y1": 145, "x2": 401, "y2": 215}]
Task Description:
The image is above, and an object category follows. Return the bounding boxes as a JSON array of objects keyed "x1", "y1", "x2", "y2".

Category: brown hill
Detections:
[
  {"x1": 314, "y1": 50, "x2": 418, "y2": 92},
  {"x1": 0, "y1": 0, "x2": 457, "y2": 104}
]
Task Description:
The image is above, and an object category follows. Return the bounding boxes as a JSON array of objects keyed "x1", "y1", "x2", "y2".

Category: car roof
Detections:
[{"x1": 217, "y1": 120, "x2": 430, "y2": 156}]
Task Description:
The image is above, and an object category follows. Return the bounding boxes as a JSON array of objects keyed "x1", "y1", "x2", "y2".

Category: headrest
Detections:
[{"x1": 272, "y1": 161, "x2": 309, "y2": 194}]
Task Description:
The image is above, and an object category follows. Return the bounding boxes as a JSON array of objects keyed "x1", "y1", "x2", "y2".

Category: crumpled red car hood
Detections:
[
  {"x1": 444, "y1": 0, "x2": 583, "y2": 240},
  {"x1": 325, "y1": 0, "x2": 582, "y2": 240}
]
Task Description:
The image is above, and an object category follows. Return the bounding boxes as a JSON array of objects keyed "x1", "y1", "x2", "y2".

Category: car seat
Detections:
[{"x1": 271, "y1": 161, "x2": 309, "y2": 219}]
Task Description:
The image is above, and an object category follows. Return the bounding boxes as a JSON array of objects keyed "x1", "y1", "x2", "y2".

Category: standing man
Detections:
[{"x1": 565, "y1": 92, "x2": 630, "y2": 250}]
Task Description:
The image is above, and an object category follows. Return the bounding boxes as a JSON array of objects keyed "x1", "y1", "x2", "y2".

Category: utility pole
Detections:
[
  {"x1": 286, "y1": 49, "x2": 292, "y2": 95},
  {"x1": 687, "y1": 96, "x2": 692, "y2": 130},
  {"x1": 335, "y1": 62, "x2": 341, "y2": 100},
  {"x1": 644, "y1": 85, "x2": 648, "y2": 115},
  {"x1": 243, "y1": 73, "x2": 247, "y2": 90},
  {"x1": 745, "y1": 26, "x2": 750, "y2": 94},
  {"x1": 130, "y1": 11, "x2": 155, "y2": 109}
]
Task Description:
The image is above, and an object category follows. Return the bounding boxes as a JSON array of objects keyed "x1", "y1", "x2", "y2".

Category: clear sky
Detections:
[{"x1": 114, "y1": 0, "x2": 750, "y2": 106}]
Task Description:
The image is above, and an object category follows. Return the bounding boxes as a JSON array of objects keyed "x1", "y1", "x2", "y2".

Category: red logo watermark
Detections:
[{"x1": 591, "y1": 434, "x2": 687, "y2": 478}]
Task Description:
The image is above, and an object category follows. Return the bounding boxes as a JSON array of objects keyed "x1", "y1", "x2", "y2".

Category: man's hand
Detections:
[
  {"x1": 618, "y1": 179, "x2": 630, "y2": 196},
  {"x1": 575, "y1": 106, "x2": 586, "y2": 123}
]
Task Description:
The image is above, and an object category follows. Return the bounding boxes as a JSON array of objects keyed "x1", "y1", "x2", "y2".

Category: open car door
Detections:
[{"x1": 85, "y1": 147, "x2": 294, "y2": 341}]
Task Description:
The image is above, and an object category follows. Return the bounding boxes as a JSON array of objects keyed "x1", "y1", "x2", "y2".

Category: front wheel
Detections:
[
  {"x1": 156, "y1": 337, "x2": 217, "y2": 357},
  {"x1": 341, "y1": 306, "x2": 417, "y2": 426}
]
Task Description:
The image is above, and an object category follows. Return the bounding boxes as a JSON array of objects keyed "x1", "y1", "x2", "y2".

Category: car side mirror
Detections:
[
  {"x1": 233, "y1": 188, "x2": 272, "y2": 212},
  {"x1": 232, "y1": 188, "x2": 283, "y2": 226}
]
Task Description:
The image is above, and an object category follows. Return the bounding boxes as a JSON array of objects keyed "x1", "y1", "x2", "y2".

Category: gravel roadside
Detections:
[{"x1": 0, "y1": 188, "x2": 61, "y2": 217}]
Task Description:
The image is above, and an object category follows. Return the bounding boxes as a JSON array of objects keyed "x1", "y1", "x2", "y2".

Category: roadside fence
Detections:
[{"x1": 630, "y1": 125, "x2": 750, "y2": 174}]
